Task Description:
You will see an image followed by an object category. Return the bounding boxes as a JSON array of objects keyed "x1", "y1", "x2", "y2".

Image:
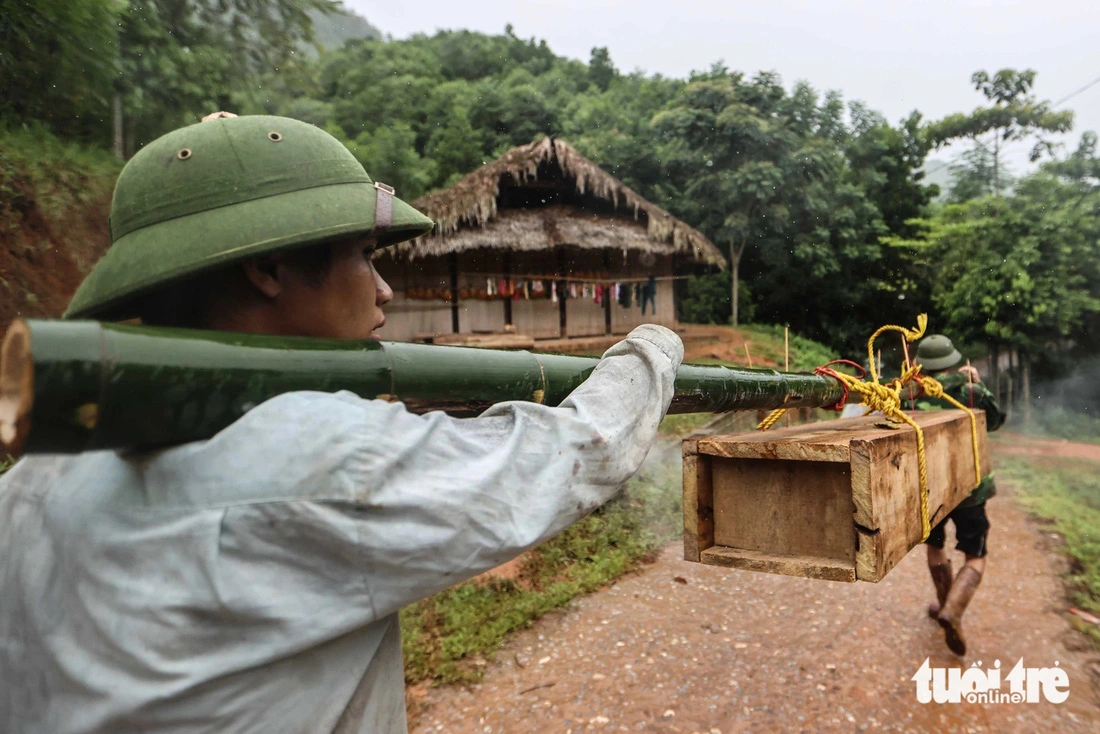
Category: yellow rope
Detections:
[
  {"x1": 758, "y1": 408, "x2": 787, "y2": 431},
  {"x1": 755, "y1": 314, "x2": 982, "y2": 541},
  {"x1": 917, "y1": 376, "x2": 983, "y2": 489}
]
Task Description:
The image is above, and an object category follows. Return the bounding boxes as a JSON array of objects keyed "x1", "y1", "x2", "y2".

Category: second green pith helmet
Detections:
[
  {"x1": 64, "y1": 115, "x2": 434, "y2": 320},
  {"x1": 916, "y1": 334, "x2": 963, "y2": 371}
]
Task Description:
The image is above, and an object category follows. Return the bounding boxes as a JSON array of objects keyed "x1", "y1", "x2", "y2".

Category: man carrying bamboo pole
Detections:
[
  {"x1": 910, "y1": 334, "x2": 1005, "y2": 656},
  {"x1": 0, "y1": 114, "x2": 684, "y2": 733}
]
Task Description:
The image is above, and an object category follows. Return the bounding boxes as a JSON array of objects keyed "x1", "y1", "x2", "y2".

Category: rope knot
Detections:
[{"x1": 755, "y1": 314, "x2": 981, "y2": 542}]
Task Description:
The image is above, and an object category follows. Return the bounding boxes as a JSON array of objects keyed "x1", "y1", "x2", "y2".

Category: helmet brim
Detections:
[{"x1": 64, "y1": 182, "x2": 433, "y2": 320}]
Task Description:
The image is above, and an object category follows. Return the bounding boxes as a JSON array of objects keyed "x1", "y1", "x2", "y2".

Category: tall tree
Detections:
[
  {"x1": 114, "y1": 0, "x2": 339, "y2": 155},
  {"x1": 928, "y1": 69, "x2": 1073, "y2": 195},
  {"x1": 892, "y1": 172, "x2": 1100, "y2": 402},
  {"x1": 0, "y1": 0, "x2": 119, "y2": 141},
  {"x1": 588, "y1": 47, "x2": 617, "y2": 92},
  {"x1": 654, "y1": 70, "x2": 822, "y2": 326},
  {"x1": 946, "y1": 146, "x2": 1000, "y2": 202}
]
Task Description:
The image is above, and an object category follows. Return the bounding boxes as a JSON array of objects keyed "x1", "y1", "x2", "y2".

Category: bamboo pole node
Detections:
[{"x1": 0, "y1": 319, "x2": 34, "y2": 454}]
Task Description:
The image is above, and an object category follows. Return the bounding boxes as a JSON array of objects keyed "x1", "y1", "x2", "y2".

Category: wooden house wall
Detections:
[
  {"x1": 375, "y1": 247, "x2": 677, "y2": 342},
  {"x1": 561, "y1": 248, "x2": 606, "y2": 338},
  {"x1": 610, "y1": 254, "x2": 675, "y2": 334},
  {"x1": 373, "y1": 256, "x2": 451, "y2": 340},
  {"x1": 455, "y1": 250, "x2": 504, "y2": 334},
  {"x1": 510, "y1": 250, "x2": 561, "y2": 339}
]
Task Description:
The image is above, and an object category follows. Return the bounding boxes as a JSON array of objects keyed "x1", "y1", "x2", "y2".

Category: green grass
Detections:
[
  {"x1": 736, "y1": 324, "x2": 839, "y2": 372},
  {"x1": 1000, "y1": 456, "x2": 1100, "y2": 647},
  {"x1": 400, "y1": 456, "x2": 682, "y2": 685},
  {"x1": 0, "y1": 122, "x2": 120, "y2": 229},
  {"x1": 1015, "y1": 405, "x2": 1100, "y2": 445},
  {"x1": 658, "y1": 412, "x2": 715, "y2": 436}
]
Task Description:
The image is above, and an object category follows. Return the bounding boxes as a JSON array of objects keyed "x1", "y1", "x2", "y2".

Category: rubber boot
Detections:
[
  {"x1": 927, "y1": 560, "x2": 953, "y2": 619},
  {"x1": 937, "y1": 566, "x2": 982, "y2": 656}
]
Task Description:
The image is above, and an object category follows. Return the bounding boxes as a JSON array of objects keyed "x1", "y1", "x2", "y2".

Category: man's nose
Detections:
[{"x1": 373, "y1": 265, "x2": 394, "y2": 305}]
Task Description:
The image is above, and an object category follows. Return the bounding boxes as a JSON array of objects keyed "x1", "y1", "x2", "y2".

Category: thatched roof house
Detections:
[
  {"x1": 395, "y1": 136, "x2": 725, "y2": 267},
  {"x1": 373, "y1": 137, "x2": 724, "y2": 343}
]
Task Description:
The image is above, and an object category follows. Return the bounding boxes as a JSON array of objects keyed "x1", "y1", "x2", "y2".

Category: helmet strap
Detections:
[{"x1": 374, "y1": 181, "x2": 394, "y2": 234}]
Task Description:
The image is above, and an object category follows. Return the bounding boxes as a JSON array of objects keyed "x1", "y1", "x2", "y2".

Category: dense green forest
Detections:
[{"x1": 3, "y1": 1, "x2": 1099, "y2": 413}]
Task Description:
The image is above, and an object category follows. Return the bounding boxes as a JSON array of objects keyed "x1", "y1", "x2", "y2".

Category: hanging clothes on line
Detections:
[
  {"x1": 618, "y1": 283, "x2": 632, "y2": 308},
  {"x1": 640, "y1": 275, "x2": 657, "y2": 315}
]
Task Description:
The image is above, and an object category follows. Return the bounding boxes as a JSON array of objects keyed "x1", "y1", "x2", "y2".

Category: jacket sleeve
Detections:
[
  {"x1": 199, "y1": 324, "x2": 683, "y2": 622},
  {"x1": 967, "y1": 382, "x2": 1006, "y2": 432},
  {"x1": 941, "y1": 372, "x2": 1006, "y2": 432}
]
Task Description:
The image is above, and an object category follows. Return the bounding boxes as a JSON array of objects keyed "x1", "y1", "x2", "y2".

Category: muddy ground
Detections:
[{"x1": 408, "y1": 437, "x2": 1100, "y2": 733}]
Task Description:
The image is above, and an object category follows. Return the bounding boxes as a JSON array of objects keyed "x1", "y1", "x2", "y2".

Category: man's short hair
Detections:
[{"x1": 137, "y1": 244, "x2": 336, "y2": 328}]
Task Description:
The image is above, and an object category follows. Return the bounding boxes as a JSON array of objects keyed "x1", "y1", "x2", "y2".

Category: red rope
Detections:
[{"x1": 813, "y1": 359, "x2": 865, "y2": 411}]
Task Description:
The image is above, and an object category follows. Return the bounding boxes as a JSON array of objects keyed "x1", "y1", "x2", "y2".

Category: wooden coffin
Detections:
[{"x1": 682, "y1": 410, "x2": 990, "y2": 583}]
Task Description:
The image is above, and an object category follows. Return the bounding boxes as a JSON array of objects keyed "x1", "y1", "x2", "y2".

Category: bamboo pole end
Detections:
[{"x1": 1, "y1": 319, "x2": 33, "y2": 457}]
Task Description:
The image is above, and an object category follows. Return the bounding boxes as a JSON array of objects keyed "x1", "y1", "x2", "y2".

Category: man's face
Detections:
[{"x1": 271, "y1": 239, "x2": 393, "y2": 340}]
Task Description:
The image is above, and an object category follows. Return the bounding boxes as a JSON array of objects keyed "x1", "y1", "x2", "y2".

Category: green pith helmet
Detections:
[
  {"x1": 64, "y1": 115, "x2": 434, "y2": 319},
  {"x1": 915, "y1": 334, "x2": 963, "y2": 371}
]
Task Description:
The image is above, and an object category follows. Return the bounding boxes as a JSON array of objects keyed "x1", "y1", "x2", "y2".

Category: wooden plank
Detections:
[
  {"x1": 850, "y1": 439, "x2": 880, "y2": 582},
  {"x1": 686, "y1": 409, "x2": 990, "y2": 583},
  {"x1": 697, "y1": 412, "x2": 975, "y2": 462},
  {"x1": 699, "y1": 438, "x2": 850, "y2": 463},
  {"x1": 696, "y1": 416, "x2": 888, "y2": 463},
  {"x1": 852, "y1": 410, "x2": 990, "y2": 581},
  {"x1": 711, "y1": 457, "x2": 855, "y2": 562},
  {"x1": 700, "y1": 546, "x2": 856, "y2": 583},
  {"x1": 681, "y1": 439, "x2": 713, "y2": 562}
]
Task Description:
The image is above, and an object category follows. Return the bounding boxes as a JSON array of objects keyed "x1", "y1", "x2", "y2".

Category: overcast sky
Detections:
[{"x1": 345, "y1": 0, "x2": 1100, "y2": 175}]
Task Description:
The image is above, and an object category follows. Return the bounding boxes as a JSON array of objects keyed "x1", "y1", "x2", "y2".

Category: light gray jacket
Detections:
[{"x1": 0, "y1": 324, "x2": 683, "y2": 733}]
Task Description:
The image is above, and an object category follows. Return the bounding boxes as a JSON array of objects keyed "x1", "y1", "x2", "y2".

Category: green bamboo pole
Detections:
[{"x1": 1, "y1": 319, "x2": 845, "y2": 455}]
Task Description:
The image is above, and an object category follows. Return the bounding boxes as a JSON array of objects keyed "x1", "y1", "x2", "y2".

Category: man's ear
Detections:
[{"x1": 241, "y1": 256, "x2": 282, "y2": 299}]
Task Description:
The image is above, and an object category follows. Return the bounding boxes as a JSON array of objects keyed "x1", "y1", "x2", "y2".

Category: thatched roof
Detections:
[{"x1": 390, "y1": 137, "x2": 726, "y2": 268}]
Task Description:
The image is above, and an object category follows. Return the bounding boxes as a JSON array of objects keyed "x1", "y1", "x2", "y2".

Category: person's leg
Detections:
[
  {"x1": 938, "y1": 503, "x2": 991, "y2": 655},
  {"x1": 925, "y1": 519, "x2": 952, "y2": 618},
  {"x1": 962, "y1": 554, "x2": 986, "y2": 575}
]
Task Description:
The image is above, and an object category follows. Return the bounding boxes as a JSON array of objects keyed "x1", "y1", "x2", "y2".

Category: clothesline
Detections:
[
  {"x1": 405, "y1": 275, "x2": 660, "y2": 314},
  {"x1": 458, "y1": 273, "x2": 692, "y2": 285}
]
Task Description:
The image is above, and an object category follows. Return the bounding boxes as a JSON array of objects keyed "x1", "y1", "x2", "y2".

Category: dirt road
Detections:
[{"x1": 409, "y1": 439, "x2": 1100, "y2": 733}]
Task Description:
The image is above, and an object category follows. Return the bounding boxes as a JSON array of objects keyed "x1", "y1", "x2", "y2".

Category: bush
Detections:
[
  {"x1": 0, "y1": 122, "x2": 120, "y2": 227},
  {"x1": 678, "y1": 271, "x2": 755, "y2": 325},
  {"x1": 1022, "y1": 404, "x2": 1100, "y2": 444},
  {"x1": 738, "y1": 323, "x2": 839, "y2": 371}
]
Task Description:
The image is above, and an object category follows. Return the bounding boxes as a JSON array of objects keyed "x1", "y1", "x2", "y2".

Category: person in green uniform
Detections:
[{"x1": 909, "y1": 334, "x2": 1006, "y2": 656}]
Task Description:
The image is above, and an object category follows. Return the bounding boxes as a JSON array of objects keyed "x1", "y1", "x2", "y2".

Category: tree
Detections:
[
  {"x1": 893, "y1": 177, "x2": 1100, "y2": 403},
  {"x1": 327, "y1": 123, "x2": 436, "y2": 200},
  {"x1": 114, "y1": 0, "x2": 339, "y2": 155},
  {"x1": 588, "y1": 47, "x2": 617, "y2": 92},
  {"x1": 677, "y1": 271, "x2": 755, "y2": 325},
  {"x1": 653, "y1": 70, "x2": 900, "y2": 342},
  {"x1": 654, "y1": 70, "x2": 810, "y2": 326},
  {"x1": 0, "y1": 0, "x2": 119, "y2": 141},
  {"x1": 928, "y1": 69, "x2": 1073, "y2": 196},
  {"x1": 946, "y1": 146, "x2": 1000, "y2": 202}
]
